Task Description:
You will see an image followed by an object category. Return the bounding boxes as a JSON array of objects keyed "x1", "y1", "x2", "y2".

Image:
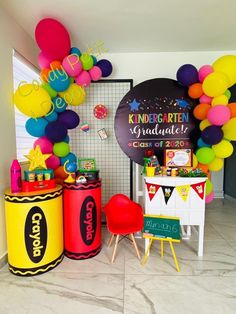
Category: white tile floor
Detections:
[{"x1": 1, "y1": 198, "x2": 236, "y2": 314}]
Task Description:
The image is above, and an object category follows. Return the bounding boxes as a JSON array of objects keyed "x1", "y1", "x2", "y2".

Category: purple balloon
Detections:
[
  {"x1": 45, "y1": 121, "x2": 68, "y2": 143},
  {"x1": 58, "y1": 109, "x2": 80, "y2": 129},
  {"x1": 97, "y1": 59, "x2": 113, "y2": 77},
  {"x1": 201, "y1": 125, "x2": 223, "y2": 145},
  {"x1": 176, "y1": 64, "x2": 199, "y2": 87}
]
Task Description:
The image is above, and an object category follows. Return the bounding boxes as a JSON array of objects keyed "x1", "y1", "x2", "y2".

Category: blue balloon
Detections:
[
  {"x1": 48, "y1": 70, "x2": 70, "y2": 92},
  {"x1": 91, "y1": 55, "x2": 97, "y2": 65},
  {"x1": 45, "y1": 110, "x2": 58, "y2": 122},
  {"x1": 70, "y1": 47, "x2": 82, "y2": 57},
  {"x1": 63, "y1": 135, "x2": 70, "y2": 143},
  {"x1": 197, "y1": 138, "x2": 211, "y2": 148},
  {"x1": 60, "y1": 152, "x2": 77, "y2": 165},
  {"x1": 25, "y1": 118, "x2": 48, "y2": 137},
  {"x1": 52, "y1": 97, "x2": 68, "y2": 113}
]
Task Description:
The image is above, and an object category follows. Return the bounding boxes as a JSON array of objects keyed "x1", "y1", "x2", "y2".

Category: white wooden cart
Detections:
[{"x1": 143, "y1": 176, "x2": 207, "y2": 256}]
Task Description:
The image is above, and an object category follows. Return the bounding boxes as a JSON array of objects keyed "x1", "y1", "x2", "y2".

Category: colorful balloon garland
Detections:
[
  {"x1": 176, "y1": 56, "x2": 236, "y2": 202},
  {"x1": 13, "y1": 18, "x2": 113, "y2": 182},
  {"x1": 13, "y1": 18, "x2": 236, "y2": 198}
]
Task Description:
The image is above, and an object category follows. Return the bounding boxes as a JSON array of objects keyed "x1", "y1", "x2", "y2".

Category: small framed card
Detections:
[
  {"x1": 78, "y1": 158, "x2": 96, "y2": 171},
  {"x1": 164, "y1": 149, "x2": 192, "y2": 167},
  {"x1": 98, "y1": 128, "x2": 108, "y2": 140}
]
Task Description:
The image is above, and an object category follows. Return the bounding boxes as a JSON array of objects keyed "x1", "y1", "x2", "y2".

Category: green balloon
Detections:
[
  {"x1": 196, "y1": 147, "x2": 215, "y2": 164},
  {"x1": 206, "y1": 179, "x2": 213, "y2": 195},
  {"x1": 80, "y1": 53, "x2": 94, "y2": 71},
  {"x1": 224, "y1": 89, "x2": 231, "y2": 100},
  {"x1": 53, "y1": 142, "x2": 70, "y2": 157},
  {"x1": 41, "y1": 83, "x2": 57, "y2": 99}
]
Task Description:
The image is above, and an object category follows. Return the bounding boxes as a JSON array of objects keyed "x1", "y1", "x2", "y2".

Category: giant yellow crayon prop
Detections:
[{"x1": 4, "y1": 186, "x2": 63, "y2": 276}]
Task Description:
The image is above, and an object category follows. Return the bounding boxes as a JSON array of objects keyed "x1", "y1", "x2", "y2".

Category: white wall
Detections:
[
  {"x1": 104, "y1": 51, "x2": 236, "y2": 199},
  {"x1": 0, "y1": 10, "x2": 233, "y2": 261},
  {"x1": 105, "y1": 51, "x2": 236, "y2": 86},
  {"x1": 0, "y1": 6, "x2": 38, "y2": 261}
]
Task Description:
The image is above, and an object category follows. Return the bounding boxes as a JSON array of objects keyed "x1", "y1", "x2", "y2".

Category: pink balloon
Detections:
[
  {"x1": 75, "y1": 70, "x2": 91, "y2": 87},
  {"x1": 34, "y1": 136, "x2": 53, "y2": 154},
  {"x1": 198, "y1": 65, "x2": 214, "y2": 82},
  {"x1": 205, "y1": 191, "x2": 214, "y2": 203},
  {"x1": 89, "y1": 66, "x2": 102, "y2": 81},
  {"x1": 199, "y1": 94, "x2": 212, "y2": 104},
  {"x1": 207, "y1": 105, "x2": 231, "y2": 126},
  {"x1": 45, "y1": 154, "x2": 60, "y2": 169},
  {"x1": 38, "y1": 51, "x2": 55, "y2": 69},
  {"x1": 62, "y1": 54, "x2": 82, "y2": 77},
  {"x1": 35, "y1": 18, "x2": 71, "y2": 60}
]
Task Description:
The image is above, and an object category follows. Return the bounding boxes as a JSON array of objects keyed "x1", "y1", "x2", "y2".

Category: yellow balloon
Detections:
[
  {"x1": 14, "y1": 83, "x2": 51, "y2": 118},
  {"x1": 212, "y1": 139, "x2": 234, "y2": 158},
  {"x1": 222, "y1": 117, "x2": 236, "y2": 141},
  {"x1": 208, "y1": 158, "x2": 224, "y2": 172},
  {"x1": 212, "y1": 55, "x2": 236, "y2": 87},
  {"x1": 192, "y1": 154, "x2": 198, "y2": 168},
  {"x1": 199, "y1": 119, "x2": 211, "y2": 131},
  {"x1": 202, "y1": 72, "x2": 229, "y2": 97},
  {"x1": 211, "y1": 95, "x2": 228, "y2": 106},
  {"x1": 59, "y1": 83, "x2": 86, "y2": 106}
]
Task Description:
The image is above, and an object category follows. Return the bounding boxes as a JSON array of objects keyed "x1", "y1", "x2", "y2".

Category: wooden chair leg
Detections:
[
  {"x1": 141, "y1": 238, "x2": 153, "y2": 266},
  {"x1": 130, "y1": 233, "x2": 141, "y2": 260},
  {"x1": 107, "y1": 233, "x2": 114, "y2": 247},
  {"x1": 111, "y1": 235, "x2": 119, "y2": 263}
]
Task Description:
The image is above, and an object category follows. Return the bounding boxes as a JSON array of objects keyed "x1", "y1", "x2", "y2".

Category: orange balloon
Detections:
[
  {"x1": 40, "y1": 68, "x2": 50, "y2": 83},
  {"x1": 228, "y1": 102, "x2": 236, "y2": 118},
  {"x1": 188, "y1": 83, "x2": 203, "y2": 99},
  {"x1": 54, "y1": 165, "x2": 67, "y2": 180},
  {"x1": 197, "y1": 163, "x2": 209, "y2": 174},
  {"x1": 193, "y1": 103, "x2": 211, "y2": 120},
  {"x1": 207, "y1": 172, "x2": 211, "y2": 180},
  {"x1": 50, "y1": 60, "x2": 62, "y2": 71},
  {"x1": 55, "y1": 177, "x2": 64, "y2": 185}
]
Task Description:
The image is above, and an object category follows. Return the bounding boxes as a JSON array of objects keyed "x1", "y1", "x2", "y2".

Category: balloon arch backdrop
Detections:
[
  {"x1": 176, "y1": 56, "x2": 236, "y2": 202},
  {"x1": 13, "y1": 18, "x2": 113, "y2": 183},
  {"x1": 13, "y1": 17, "x2": 236, "y2": 203}
]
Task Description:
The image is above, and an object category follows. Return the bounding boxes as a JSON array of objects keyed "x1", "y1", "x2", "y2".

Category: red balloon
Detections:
[
  {"x1": 38, "y1": 51, "x2": 55, "y2": 69},
  {"x1": 35, "y1": 18, "x2": 71, "y2": 60}
]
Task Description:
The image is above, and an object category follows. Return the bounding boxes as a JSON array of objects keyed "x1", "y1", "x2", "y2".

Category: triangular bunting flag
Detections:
[
  {"x1": 145, "y1": 182, "x2": 161, "y2": 201},
  {"x1": 191, "y1": 181, "x2": 206, "y2": 200},
  {"x1": 176, "y1": 185, "x2": 190, "y2": 202},
  {"x1": 161, "y1": 186, "x2": 175, "y2": 205}
]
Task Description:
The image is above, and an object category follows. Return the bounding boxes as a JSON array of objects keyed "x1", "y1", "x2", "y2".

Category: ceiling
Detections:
[{"x1": 2, "y1": 0, "x2": 236, "y2": 53}]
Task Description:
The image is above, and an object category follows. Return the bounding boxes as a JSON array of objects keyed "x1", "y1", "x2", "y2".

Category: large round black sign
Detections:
[{"x1": 115, "y1": 78, "x2": 198, "y2": 165}]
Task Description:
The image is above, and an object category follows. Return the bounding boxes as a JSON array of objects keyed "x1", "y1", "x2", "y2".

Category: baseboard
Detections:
[
  {"x1": 0, "y1": 252, "x2": 7, "y2": 269},
  {"x1": 225, "y1": 194, "x2": 236, "y2": 202}
]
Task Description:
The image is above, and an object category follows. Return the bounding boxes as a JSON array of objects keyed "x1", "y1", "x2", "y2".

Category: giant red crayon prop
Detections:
[{"x1": 63, "y1": 180, "x2": 102, "y2": 259}]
